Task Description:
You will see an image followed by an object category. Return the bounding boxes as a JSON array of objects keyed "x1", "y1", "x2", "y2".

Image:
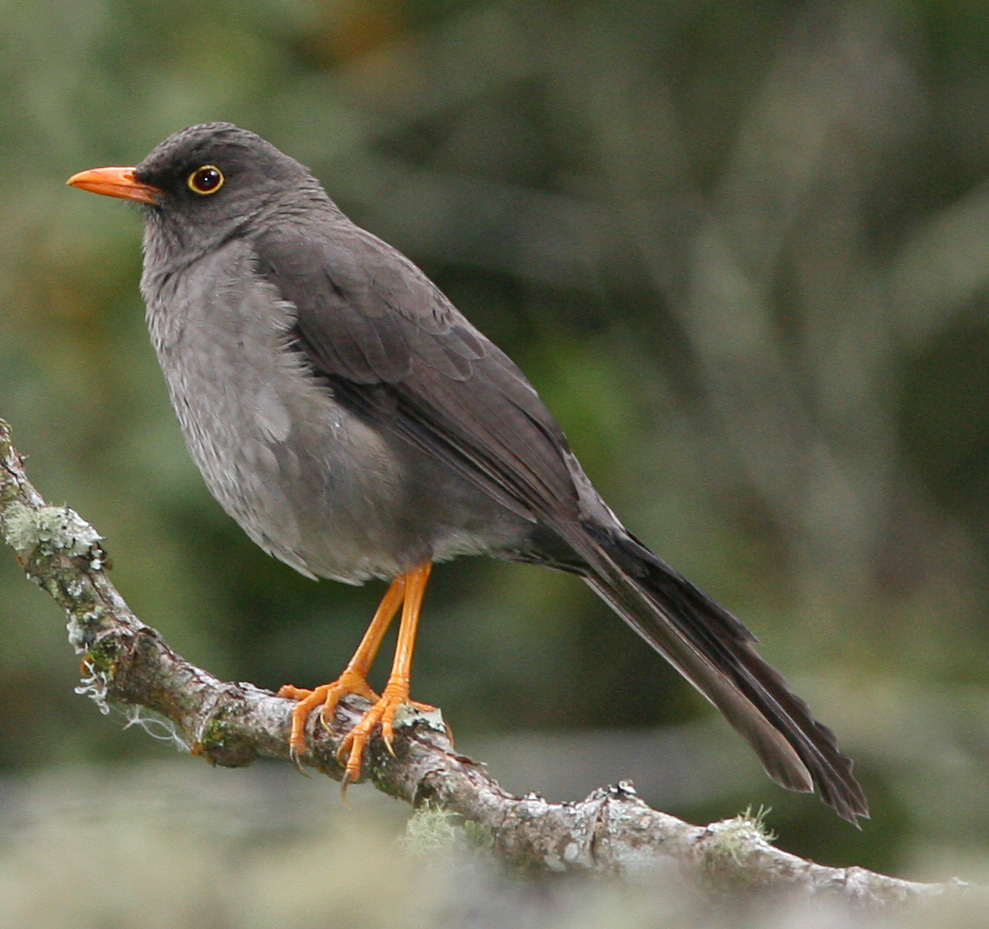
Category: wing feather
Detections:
[{"x1": 254, "y1": 220, "x2": 582, "y2": 522}]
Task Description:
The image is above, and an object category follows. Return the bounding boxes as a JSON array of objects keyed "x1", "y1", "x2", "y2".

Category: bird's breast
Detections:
[{"x1": 141, "y1": 243, "x2": 431, "y2": 582}]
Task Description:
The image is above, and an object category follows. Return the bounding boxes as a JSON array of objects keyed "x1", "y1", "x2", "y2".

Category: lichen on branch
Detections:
[{"x1": 0, "y1": 416, "x2": 962, "y2": 903}]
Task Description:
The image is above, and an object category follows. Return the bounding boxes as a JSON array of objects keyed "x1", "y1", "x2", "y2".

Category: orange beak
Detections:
[{"x1": 66, "y1": 166, "x2": 162, "y2": 205}]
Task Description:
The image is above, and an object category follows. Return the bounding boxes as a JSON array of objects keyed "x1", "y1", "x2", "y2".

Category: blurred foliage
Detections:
[
  {"x1": 2, "y1": 0, "x2": 989, "y2": 899},
  {"x1": 6, "y1": 764, "x2": 987, "y2": 929},
  {"x1": 3, "y1": 763, "x2": 989, "y2": 929}
]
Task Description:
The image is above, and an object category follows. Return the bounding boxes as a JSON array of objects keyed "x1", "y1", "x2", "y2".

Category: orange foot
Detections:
[
  {"x1": 278, "y1": 673, "x2": 434, "y2": 783},
  {"x1": 277, "y1": 668, "x2": 378, "y2": 764},
  {"x1": 278, "y1": 562, "x2": 436, "y2": 787},
  {"x1": 336, "y1": 683, "x2": 436, "y2": 786}
]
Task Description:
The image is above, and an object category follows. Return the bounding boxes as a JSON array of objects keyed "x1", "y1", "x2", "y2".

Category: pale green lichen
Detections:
[
  {"x1": 391, "y1": 702, "x2": 446, "y2": 734},
  {"x1": 403, "y1": 804, "x2": 463, "y2": 858},
  {"x1": 74, "y1": 659, "x2": 111, "y2": 716},
  {"x1": 66, "y1": 607, "x2": 107, "y2": 649},
  {"x1": 3, "y1": 503, "x2": 104, "y2": 564},
  {"x1": 122, "y1": 705, "x2": 189, "y2": 752},
  {"x1": 703, "y1": 806, "x2": 776, "y2": 869},
  {"x1": 403, "y1": 805, "x2": 496, "y2": 861},
  {"x1": 462, "y1": 818, "x2": 494, "y2": 851}
]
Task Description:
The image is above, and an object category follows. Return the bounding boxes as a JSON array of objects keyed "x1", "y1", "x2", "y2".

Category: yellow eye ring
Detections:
[{"x1": 187, "y1": 165, "x2": 224, "y2": 195}]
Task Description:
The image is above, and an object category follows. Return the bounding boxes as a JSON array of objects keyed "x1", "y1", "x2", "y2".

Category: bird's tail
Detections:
[{"x1": 566, "y1": 521, "x2": 868, "y2": 824}]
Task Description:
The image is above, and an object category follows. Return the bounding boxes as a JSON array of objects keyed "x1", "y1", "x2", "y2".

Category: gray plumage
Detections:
[{"x1": 111, "y1": 122, "x2": 867, "y2": 822}]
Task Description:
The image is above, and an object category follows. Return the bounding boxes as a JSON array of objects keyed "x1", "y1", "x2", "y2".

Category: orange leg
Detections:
[
  {"x1": 277, "y1": 562, "x2": 435, "y2": 783},
  {"x1": 277, "y1": 574, "x2": 406, "y2": 762},
  {"x1": 338, "y1": 561, "x2": 433, "y2": 786}
]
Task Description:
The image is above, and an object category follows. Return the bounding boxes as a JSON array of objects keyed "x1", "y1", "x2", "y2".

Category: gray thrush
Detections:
[{"x1": 67, "y1": 122, "x2": 867, "y2": 822}]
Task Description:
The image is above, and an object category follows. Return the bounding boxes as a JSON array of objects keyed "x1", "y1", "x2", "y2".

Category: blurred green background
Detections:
[{"x1": 2, "y1": 0, "x2": 989, "y2": 922}]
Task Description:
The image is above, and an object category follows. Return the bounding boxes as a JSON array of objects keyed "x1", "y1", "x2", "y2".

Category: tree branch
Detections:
[{"x1": 0, "y1": 417, "x2": 964, "y2": 905}]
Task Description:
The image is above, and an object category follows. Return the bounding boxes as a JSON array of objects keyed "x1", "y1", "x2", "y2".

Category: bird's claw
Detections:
[
  {"x1": 280, "y1": 676, "x2": 440, "y2": 788},
  {"x1": 288, "y1": 743, "x2": 310, "y2": 777}
]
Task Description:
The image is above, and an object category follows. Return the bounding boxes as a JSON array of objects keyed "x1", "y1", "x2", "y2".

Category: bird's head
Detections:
[{"x1": 68, "y1": 122, "x2": 328, "y2": 259}]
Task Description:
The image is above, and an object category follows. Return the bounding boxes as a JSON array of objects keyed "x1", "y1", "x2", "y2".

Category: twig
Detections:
[{"x1": 0, "y1": 416, "x2": 964, "y2": 904}]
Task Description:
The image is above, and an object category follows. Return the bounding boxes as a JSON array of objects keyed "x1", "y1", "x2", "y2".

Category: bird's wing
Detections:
[
  {"x1": 251, "y1": 216, "x2": 867, "y2": 823},
  {"x1": 253, "y1": 218, "x2": 583, "y2": 526}
]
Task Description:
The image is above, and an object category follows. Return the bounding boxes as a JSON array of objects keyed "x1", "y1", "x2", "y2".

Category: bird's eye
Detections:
[{"x1": 187, "y1": 165, "x2": 225, "y2": 195}]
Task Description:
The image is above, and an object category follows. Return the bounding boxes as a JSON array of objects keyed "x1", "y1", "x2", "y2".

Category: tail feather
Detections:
[{"x1": 567, "y1": 521, "x2": 868, "y2": 824}]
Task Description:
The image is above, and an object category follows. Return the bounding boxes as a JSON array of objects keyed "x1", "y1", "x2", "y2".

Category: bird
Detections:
[{"x1": 67, "y1": 122, "x2": 867, "y2": 823}]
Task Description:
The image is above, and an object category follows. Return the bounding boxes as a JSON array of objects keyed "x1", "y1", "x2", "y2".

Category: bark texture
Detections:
[{"x1": 0, "y1": 417, "x2": 965, "y2": 905}]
